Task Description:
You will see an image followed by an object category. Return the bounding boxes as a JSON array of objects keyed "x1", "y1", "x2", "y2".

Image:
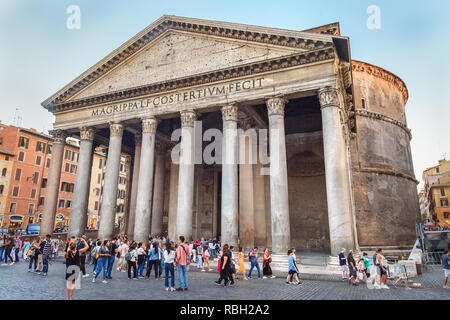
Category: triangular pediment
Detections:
[
  {"x1": 70, "y1": 30, "x2": 303, "y2": 101},
  {"x1": 43, "y1": 15, "x2": 337, "y2": 110}
]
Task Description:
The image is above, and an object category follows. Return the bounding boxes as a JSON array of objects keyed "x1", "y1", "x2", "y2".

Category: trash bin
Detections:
[{"x1": 416, "y1": 263, "x2": 423, "y2": 275}]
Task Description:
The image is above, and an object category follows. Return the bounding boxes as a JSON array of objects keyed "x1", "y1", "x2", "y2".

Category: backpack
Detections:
[
  {"x1": 125, "y1": 251, "x2": 131, "y2": 262},
  {"x1": 248, "y1": 251, "x2": 253, "y2": 262}
]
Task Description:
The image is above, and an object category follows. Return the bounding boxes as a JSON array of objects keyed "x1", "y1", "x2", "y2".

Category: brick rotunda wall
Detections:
[{"x1": 351, "y1": 60, "x2": 420, "y2": 247}]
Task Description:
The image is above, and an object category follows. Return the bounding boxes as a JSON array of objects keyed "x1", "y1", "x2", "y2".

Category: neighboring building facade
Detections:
[
  {"x1": 0, "y1": 147, "x2": 15, "y2": 228},
  {"x1": 40, "y1": 16, "x2": 420, "y2": 254},
  {"x1": 87, "y1": 148, "x2": 105, "y2": 230},
  {"x1": 423, "y1": 159, "x2": 450, "y2": 228},
  {"x1": 0, "y1": 125, "x2": 78, "y2": 231}
]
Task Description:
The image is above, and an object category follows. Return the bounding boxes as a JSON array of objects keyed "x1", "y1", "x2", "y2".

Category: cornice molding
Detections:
[
  {"x1": 351, "y1": 60, "x2": 408, "y2": 105},
  {"x1": 355, "y1": 166, "x2": 418, "y2": 185},
  {"x1": 353, "y1": 109, "x2": 412, "y2": 140},
  {"x1": 45, "y1": 47, "x2": 335, "y2": 113}
]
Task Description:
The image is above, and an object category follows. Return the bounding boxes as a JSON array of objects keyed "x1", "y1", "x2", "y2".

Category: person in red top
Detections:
[
  {"x1": 262, "y1": 248, "x2": 275, "y2": 278},
  {"x1": 175, "y1": 236, "x2": 190, "y2": 291}
]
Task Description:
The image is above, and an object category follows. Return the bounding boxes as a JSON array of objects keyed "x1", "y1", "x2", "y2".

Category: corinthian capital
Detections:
[
  {"x1": 109, "y1": 122, "x2": 123, "y2": 137},
  {"x1": 80, "y1": 127, "x2": 95, "y2": 141},
  {"x1": 180, "y1": 110, "x2": 197, "y2": 127},
  {"x1": 221, "y1": 103, "x2": 238, "y2": 122},
  {"x1": 49, "y1": 129, "x2": 67, "y2": 144},
  {"x1": 266, "y1": 96, "x2": 287, "y2": 116},
  {"x1": 141, "y1": 117, "x2": 158, "y2": 133},
  {"x1": 318, "y1": 87, "x2": 340, "y2": 109}
]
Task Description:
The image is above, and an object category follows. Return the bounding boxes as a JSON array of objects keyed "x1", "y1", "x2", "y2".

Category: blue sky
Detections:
[{"x1": 0, "y1": 0, "x2": 449, "y2": 186}]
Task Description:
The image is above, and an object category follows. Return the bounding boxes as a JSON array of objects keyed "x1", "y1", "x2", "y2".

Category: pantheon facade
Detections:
[{"x1": 40, "y1": 16, "x2": 420, "y2": 254}]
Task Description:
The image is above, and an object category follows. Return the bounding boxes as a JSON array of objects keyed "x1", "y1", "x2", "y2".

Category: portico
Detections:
[{"x1": 40, "y1": 15, "x2": 360, "y2": 254}]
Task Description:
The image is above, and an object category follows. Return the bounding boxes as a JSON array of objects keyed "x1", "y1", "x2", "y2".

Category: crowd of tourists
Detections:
[
  {"x1": 337, "y1": 247, "x2": 449, "y2": 290},
  {"x1": 2, "y1": 229, "x2": 449, "y2": 300}
]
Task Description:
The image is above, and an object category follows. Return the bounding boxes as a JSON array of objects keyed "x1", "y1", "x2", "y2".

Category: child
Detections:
[
  {"x1": 286, "y1": 248, "x2": 301, "y2": 285},
  {"x1": 394, "y1": 255, "x2": 411, "y2": 289},
  {"x1": 357, "y1": 257, "x2": 367, "y2": 283}
]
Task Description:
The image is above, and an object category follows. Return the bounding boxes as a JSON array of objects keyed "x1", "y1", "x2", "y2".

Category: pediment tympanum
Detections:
[{"x1": 71, "y1": 30, "x2": 301, "y2": 101}]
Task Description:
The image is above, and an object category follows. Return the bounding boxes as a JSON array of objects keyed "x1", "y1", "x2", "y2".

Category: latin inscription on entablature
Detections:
[{"x1": 91, "y1": 77, "x2": 264, "y2": 117}]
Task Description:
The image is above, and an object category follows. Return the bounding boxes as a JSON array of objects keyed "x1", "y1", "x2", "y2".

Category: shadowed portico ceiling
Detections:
[{"x1": 42, "y1": 15, "x2": 348, "y2": 113}]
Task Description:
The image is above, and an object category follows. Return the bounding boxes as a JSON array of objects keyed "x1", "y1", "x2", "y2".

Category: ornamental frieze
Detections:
[
  {"x1": 352, "y1": 60, "x2": 408, "y2": 104},
  {"x1": 45, "y1": 47, "x2": 335, "y2": 113}
]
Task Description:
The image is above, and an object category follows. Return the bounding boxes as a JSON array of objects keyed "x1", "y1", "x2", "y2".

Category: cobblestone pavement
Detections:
[{"x1": 0, "y1": 259, "x2": 449, "y2": 300}]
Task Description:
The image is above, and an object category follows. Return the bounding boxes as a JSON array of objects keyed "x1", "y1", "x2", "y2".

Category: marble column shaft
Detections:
[
  {"x1": 318, "y1": 86, "x2": 355, "y2": 255},
  {"x1": 40, "y1": 130, "x2": 66, "y2": 236},
  {"x1": 253, "y1": 160, "x2": 267, "y2": 247},
  {"x1": 98, "y1": 122, "x2": 123, "y2": 240},
  {"x1": 239, "y1": 129, "x2": 255, "y2": 250},
  {"x1": 134, "y1": 117, "x2": 158, "y2": 242},
  {"x1": 221, "y1": 104, "x2": 239, "y2": 248},
  {"x1": 150, "y1": 142, "x2": 166, "y2": 236},
  {"x1": 267, "y1": 97, "x2": 291, "y2": 254},
  {"x1": 127, "y1": 133, "x2": 142, "y2": 238},
  {"x1": 69, "y1": 127, "x2": 95, "y2": 237},
  {"x1": 176, "y1": 110, "x2": 197, "y2": 241},
  {"x1": 168, "y1": 161, "x2": 179, "y2": 240}
]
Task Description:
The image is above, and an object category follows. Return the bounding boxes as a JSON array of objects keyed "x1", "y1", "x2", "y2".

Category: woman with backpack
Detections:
[
  {"x1": 92, "y1": 240, "x2": 110, "y2": 283},
  {"x1": 136, "y1": 242, "x2": 146, "y2": 278},
  {"x1": 27, "y1": 238, "x2": 40, "y2": 272},
  {"x1": 91, "y1": 240, "x2": 101, "y2": 276},
  {"x1": 126, "y1": 243, "x2": 137, "y2": 280}
]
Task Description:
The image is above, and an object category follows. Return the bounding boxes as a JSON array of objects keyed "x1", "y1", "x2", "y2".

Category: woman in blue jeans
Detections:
[
  {"x1": 163, "y1": 241, "x2": 176, "y2": 291},
  {"x1": 136, "y1": 242, "x2": 146, "y2": 278},
  {"x1": 92, "y1": 240, "x2": 110, "y2": 283}
]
